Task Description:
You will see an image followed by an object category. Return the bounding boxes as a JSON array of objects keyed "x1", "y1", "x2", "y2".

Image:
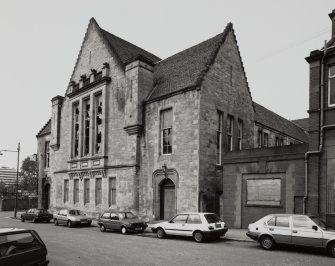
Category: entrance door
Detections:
[{"x1": 160, "y1": 179, "x2": 175, "y2": 220}]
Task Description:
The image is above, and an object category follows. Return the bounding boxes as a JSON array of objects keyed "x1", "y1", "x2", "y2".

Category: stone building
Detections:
[{"x1": 37, "y1": 17, "x2": 309, "y2": 224}]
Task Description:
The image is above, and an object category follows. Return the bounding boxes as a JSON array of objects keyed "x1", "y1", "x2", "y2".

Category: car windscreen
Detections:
[
  {"x1": 69, "y1": 210, "x2": 81, "y2": 215},
  {"x1": 204, "y1": 214, "x2": 222, "y2": 223},
  {"x1": 310, "y1": 216, "x2": 328, "y2": 229},
  {"x1": 125, "y1": 212, "x2": 137, "y2": 219}
]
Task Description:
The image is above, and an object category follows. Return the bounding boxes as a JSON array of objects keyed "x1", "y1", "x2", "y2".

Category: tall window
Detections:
[
  {"x1": 329, "y1": 65, "x2": 335, "y2": 106},
  {"x1": 72, "y1": 103, "x2": 80, "y2": 157},
  {"x1": 275, "y1": 137, "x2": 280, "y2": 147},
  {"x1": 84, "y1": 179, "x2": 90, "y2": 204},
  {"x1": 216, "y1": 111, "x2": 223, "y2": 164},
  {"x1": 280, "y1": 138, "x2": 284, "y2": 146},
  {"x1": 109, "y1": 177, "x2": 116, "y2": 206},
  {"x1": 238, "y1": 120, "x2": 243, "y2": 150},
  {"x1": 227, "y1": 115, "x2": 234, "y2": 151},
  {"x1": 263, "y1": 133, "x2": 269, "y2": 147},
  {"x1": 95, "y1": 178, "x2": 102, "y2": 205},
  {"x1": 83, "y1": 98, "x2": 90, "y2": 156},
  {"x1": 44, "y1": 141, "x2": 50, "y2": 168},
  {"x1": 64, "y1": 180, "x2": 69, "y2": 203},
  {"x1": 258, "y1": 130, "x2": 263, "y2": 148},
  {"x1": 94, "y1": 94, "x2": 103, "y2": 154},
  {"x1": 161, "y1": 109, "x2": 172, "y2": 154},
  {"x1": 73, "y1": 179, "x2": 79, "y2": 204}
]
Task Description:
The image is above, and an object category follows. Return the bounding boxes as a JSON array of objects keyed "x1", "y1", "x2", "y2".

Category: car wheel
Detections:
[
  {"x1": 193, "y1": 231, "x2": 205, "y2": 243},
  {"x1": 67, "y1": 221, "x2": 73, "y2": 228},
  {"x1": 121, "y1": 226, "x2": 127, "y2": 235},
  {"x1": 156, "y1": 228, "x2": 165, "y2": 239},
  {"x1": 87, "y1": 221, "x2": 92, "y2": 227},
  {"x1": 21, "y1": 218, "x2": 25, "y2": 222},
  {"x1": 54, "y1": 219, "x2": 59, "y2": 226},
  {"x1": 100, "y1": 225, "x2": 106, "y2": 232},
  {"x1": 260, "y1": 235, "x2": 275, "y2": 250},
  {"x1": 327, "y1": 242, "x2": 335, "y2": 257}
]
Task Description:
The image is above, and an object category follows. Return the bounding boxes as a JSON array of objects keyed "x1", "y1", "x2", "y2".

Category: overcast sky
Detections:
[{"x1": 0, "y1": 0, "x2": 334, "y2": 169}]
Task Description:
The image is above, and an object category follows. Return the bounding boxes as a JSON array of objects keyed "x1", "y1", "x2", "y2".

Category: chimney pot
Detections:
[{"x1": 329, "y1": 9, "x2": 335, "y2": 38}]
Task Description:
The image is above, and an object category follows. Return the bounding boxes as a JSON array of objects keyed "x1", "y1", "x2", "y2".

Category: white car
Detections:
[
  {"x1": 151, "y1": 212, "x2": 228, "y2": 243},
  {"x1": 247, "y1": 214, "x2": 335, "y2": 257}
]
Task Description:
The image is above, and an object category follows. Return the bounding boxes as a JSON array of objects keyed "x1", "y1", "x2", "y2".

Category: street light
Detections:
[{"x1": 0, "y1": 142, "x2": 20, "y2": 218}]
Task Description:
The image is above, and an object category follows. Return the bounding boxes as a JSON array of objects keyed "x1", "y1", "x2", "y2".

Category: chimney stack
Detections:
[{"x1": 329, "y1": 9, "x2": 335, "y2": 39}]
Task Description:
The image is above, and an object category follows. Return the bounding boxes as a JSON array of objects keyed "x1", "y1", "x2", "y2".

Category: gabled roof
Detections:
[
  {"x1": 291, "y1": 118, "x2": 309, "y2": 132},
  {"x1": 101, "y1": 29, "x2": 161, "y2": 65},
  {"x1": 253, "y1": 102, "x2": 308, "y2": 143},
  {"x1": 36, "y1": 119, "x2": 51, "y2": 138},
  {"x1": 148, "y1": 23, "x2": 236, "y2": 100}
]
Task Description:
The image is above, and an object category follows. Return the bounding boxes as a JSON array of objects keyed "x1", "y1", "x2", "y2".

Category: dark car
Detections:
[
  {"x1": 21, "y1": 209, "x2": 53, "y2": 223},
  {"x1": 0, "y1": 228, "x2": 49, "y2": 266},
  {"x1": 98, "y1": 210, "x2": 147, "y2": 234}
]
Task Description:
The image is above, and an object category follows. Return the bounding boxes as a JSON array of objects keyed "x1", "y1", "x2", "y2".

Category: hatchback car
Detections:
[
  {"x1": 151, "y1": 212, "x2": 228, "y2": 243},
  {"x1": 53, "y1": 209, "x2": 92, "y2": 227},
  {"x1": 98, "y1": 210, "x2": 147, "y2": 234},
  {"x1": 247, "y1": 214, "x2": 335, "y2": 257},
  {"x1": 21, "y1": 209, "x2": 53, "y2": 223},
  {"x1": 0, "y1": 228, "x2": 49, "y2": 266}
]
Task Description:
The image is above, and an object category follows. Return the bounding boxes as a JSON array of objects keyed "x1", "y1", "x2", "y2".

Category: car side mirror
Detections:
[{"x1": 312, "y1": 225, "x2": 318, "y2": 231}]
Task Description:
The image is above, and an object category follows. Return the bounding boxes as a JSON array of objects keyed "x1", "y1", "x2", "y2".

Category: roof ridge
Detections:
[{"x1": 36, "y1": 119, "x2": 51, "y2": 138}]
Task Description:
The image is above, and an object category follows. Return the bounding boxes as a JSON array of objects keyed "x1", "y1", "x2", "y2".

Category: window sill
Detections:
[
  {"x1": 245, "y1": 204, "x2": 283, "y2": 208},
  {"x1": 68, "y1": 155, "x2": 108, "y2": 163}
]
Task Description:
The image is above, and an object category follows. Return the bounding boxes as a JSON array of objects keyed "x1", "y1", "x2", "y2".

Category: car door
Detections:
[
  {"x1": 184, "y1": 214, "x2": 202, "y2": 236},
  {"x1": 109, "y1": 213, "x2": 119, "y2": 230},
  {"x1": 266, "y1": 215, "x2": 292, "y2": 244},
  {"x1": 59, "y1": 210, "x2": 67, "y2": 225},
  {"x1": 100, "y1": 213, "x2": 111, "y2": 229},
  {"x1": 164, "y1": 214, "x2": 189, "y2": 236},
  {"x1": 291, "y1": 215, "x2": 323, "y2": 247}
]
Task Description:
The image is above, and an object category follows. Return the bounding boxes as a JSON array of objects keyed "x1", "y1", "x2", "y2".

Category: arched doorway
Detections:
[{"x1": 160, "y1": 178, "x2": 176, "y2": 220}]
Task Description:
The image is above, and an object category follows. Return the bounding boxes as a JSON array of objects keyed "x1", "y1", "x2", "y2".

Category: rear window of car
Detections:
[
  {"x1": 0, "y1": 232, "x2": 42, "y2": 258},
  {"x1": 204, "y1": 214, "x2": 222, "y2": 223},
  {"x1": 36, "y1": 209, "x2": 48, "y2": 214},
  {"x1": 69, "y1": 210, "x2": 81, "y2": 215}
]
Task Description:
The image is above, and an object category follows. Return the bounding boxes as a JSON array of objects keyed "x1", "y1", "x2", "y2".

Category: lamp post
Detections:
[{"x1": 0, "y1": 142, "x2": 20, "y2": 218}]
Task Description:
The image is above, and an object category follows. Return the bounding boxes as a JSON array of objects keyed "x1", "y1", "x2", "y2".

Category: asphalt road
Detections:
[{"x1": 0, "y1": 212, "x2": 334, "y2": 266}]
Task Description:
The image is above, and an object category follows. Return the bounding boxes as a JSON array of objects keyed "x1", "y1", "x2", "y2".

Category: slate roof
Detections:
[
  {"x1": 291, "y1": 118, "x2": 309, "y2": 132},
  {"x1": 253, "y1": 102, "x2": 308, "y2": 143},
  {"x1": 101, "y1": 29, "x2": 161, "y2": 65},
  {"x1": 36, "y1": 119, "x2": 51, "y2": 138},
  {"x1": 149, "y1": 23, "x2": 235, "y2": 100}
]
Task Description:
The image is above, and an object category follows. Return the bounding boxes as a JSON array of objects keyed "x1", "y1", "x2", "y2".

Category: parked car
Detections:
[
  {"x1": 151, "y1": 212, "x2": 228, "y2": 243},
  {"x1": 53, "y1": 209, "x2": 92, "y2": 227},
  {"x1": 246, "y1": 214, "x2": 335, "y2": 257},
  {"x1": 98, "y1": 210, "x2": 147, "y2": 234},
  {"x1": 20, "y1": 209, "x2": 53, "y2": 223},
  {"x1": 0, "y1": 228, "x2": 49, "y2": 266}
]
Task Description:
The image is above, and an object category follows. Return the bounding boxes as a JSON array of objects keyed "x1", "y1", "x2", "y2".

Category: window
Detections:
[
  {"x1": 95, "y1": 178, "x2": 102, "y2": 205},
  {"x1": 329, "y1": 65, "x2": 335, "y2": 106},
  {"x1": 187, "y1": 214, "x2": 202, "y2": 224},
  {"x1": 84, "y1": 179, "x2": 90, "y2": 204},
  {"x1": 293, "y1": 216, "x2": 313, "y2": 228},
  {"x1": 280, "y1": 138, "x2": 284, "y2": 146},
  {"x1": 247, "y1": 178, "x2": 281, "y2": 206},
  {"x1": 263, "y1": 133, "x2": 269, "y2": 147},
  {"x1": 216, "y1": 110, "x2": 223, "y2": 164},
  {"x1": 64, "y1": 180, "x2": 69, "y2": 203},
  {"x1": 83, "y1": 98, "x2": 90, "y2": 156},
  {"x1": 160, "y1": 109, "x2": 172, "y2": 154},
  {"x1": 94, "y1": 94, "x2": 103, "y2": 154},
  {"x1": 275, "y1": 137, "x2": 280, "y2": 147},
  {"x1": 267, "y1": 216, "x2": 276, "y2": 226},
  {"x1": 73, "y1": 179, "x2": 79, "y2": 204},
  {"x1": 258, "y1": 130, "x2": 263, "y2": 148},
  {"x1": 110, "y1": 213, "x2": 119, "y2": 220},
  {"x1": 109, "y1": 177, "x2": 116, "y2": 206},
  {"x1": 44, "y1": 141, "x2": 50, "y2": 168},
  {"x1": 227, "y1": 115, "x2": 234, "y2": 151},
  {"x1": 204, "y1": 214, "x2": 222, "y2": 223},
  {"x1": 102, "y1": 212, "x2": 111, "y2": 219},
  {"x1": 171, "y1": 214, "x2": 188, "y2": 224},
  {"x1": 276, "y1": 216, "x2": 290, "y2": 227},
  {"x1": 238, "y1": 119, "x2": 243, "y2": 150},
  {"x1": 72, "y1": 103, "x2": 80, "y2": 157}
]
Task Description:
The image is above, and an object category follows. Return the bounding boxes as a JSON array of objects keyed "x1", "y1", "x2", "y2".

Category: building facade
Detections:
[
  {"x1": 0, "y1": 167, "x2": 23, "y2": 188},
  {"x1": 37, "y1": 17, "x2": 309, "y2": 224}
]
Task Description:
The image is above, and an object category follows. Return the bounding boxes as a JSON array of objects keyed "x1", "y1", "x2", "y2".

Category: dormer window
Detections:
[{"x1": 329, "y1": 65, "x2": 335, "y2": 106}]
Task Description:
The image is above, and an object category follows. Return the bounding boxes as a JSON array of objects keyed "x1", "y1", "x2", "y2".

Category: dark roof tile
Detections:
[
  {"x1": 291, "y1": 118, "x2": 309, "y2": 132},
  {"x1": 36, "y1": 119, "x2": 51, "y2": 138}
]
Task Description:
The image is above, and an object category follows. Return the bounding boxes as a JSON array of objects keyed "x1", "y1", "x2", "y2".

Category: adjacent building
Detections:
[
  {"x1": 0, "y1": 167, "x2": 22, "y2": 188},
  {"x1": 37, "y1": 10, "x2": 335, "y2": 228}
]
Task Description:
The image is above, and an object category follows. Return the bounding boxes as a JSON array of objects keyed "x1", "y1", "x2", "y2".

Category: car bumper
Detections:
[
  {"x1": 203, "y1": 228, "x2": 228, "y2": 238},
  {"x1": 72, "y1": 220, "x2": 92, "y2": 226},
  {"x1": 246, "y1": 231, "x2": 259, "y2": 241},
  {"x1": 127, "y1": 224, "x2": 148, "y2": 232}
]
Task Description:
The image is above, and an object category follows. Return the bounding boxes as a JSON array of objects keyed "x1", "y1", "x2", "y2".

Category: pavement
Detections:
[{"x1": 9, "y1": 210, "x2": 252, "y2": 242}]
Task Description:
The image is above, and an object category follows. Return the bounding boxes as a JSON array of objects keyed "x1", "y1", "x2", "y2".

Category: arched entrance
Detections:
[{"x1": 160, "y1": 179, "x2": 175, "y2": 220}]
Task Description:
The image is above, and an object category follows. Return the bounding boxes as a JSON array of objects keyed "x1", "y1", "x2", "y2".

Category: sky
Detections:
[{"x1": 0, "y1": 0, "x2": 334, "y2": 169}]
